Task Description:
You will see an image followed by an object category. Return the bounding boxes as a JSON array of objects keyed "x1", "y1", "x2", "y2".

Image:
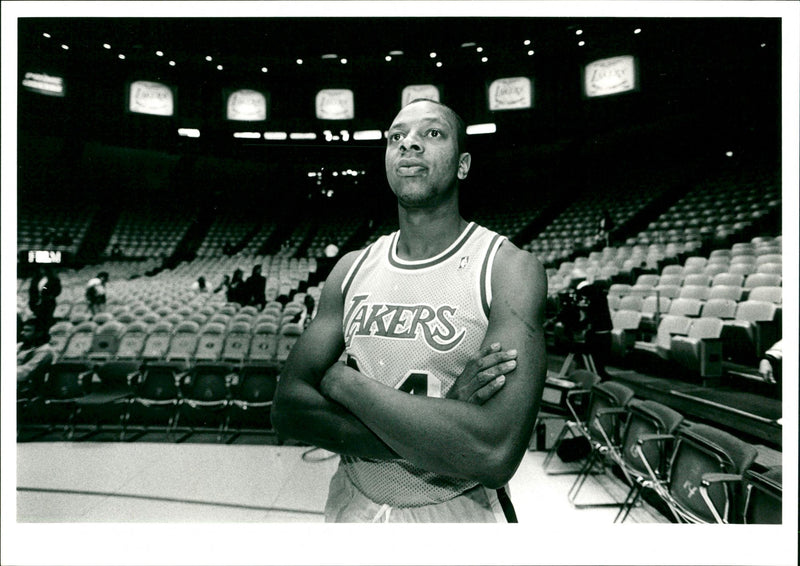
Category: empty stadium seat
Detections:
[
  {"x1": 670, "y1": 317, "x2": 724, "y2": 379},
  {"x1": 249, "y1": 321, "x2": 279, "y2": 363},
  {"x1": 634, "y1": 315, "x2": 692, "y2": 360},
  {"x1": 276, "y1": 322, "x2": 304, "y2": 362},
  {"x1": 221, "y1": 321, "x2": 253, "y2": 363},
  {"x1": 668, "y1": 298, "x2": 703, "y2": 318},
  {"x1": 86, "y1": 320, "x2": 125, "y2": 361},
  {"x1": 721, "y1": 300, "x2": 780, "y2": 366},
  {"x1": 194, "y1": 322, "x2": 227, "y2": 362}
]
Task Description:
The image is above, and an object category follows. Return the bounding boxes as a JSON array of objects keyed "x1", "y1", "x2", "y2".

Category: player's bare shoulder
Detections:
[{"x1": 492, "y1": 239, "x2": 547, "y2": 297}]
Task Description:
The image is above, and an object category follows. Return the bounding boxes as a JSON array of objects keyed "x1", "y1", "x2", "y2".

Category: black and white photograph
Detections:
[{"x1": 2, "y1": 1, "x2": 797, "y2": 565}]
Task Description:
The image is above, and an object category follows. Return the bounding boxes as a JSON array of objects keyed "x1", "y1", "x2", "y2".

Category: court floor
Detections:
[{"x1": 15, "y1": 440, "x2": 665, "y2": 524}]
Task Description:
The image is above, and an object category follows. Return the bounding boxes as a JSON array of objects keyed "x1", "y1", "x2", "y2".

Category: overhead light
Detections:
[
  {"x1": 460, "y1": 42, "x2": 476, "y2": 48},
  {"x1": 466, "y1": 123, "x2": 497, "y2": 135},
  {"x1": 389, "y1": 50, "x2": 404, "y2": 56},
  {"x1": 264, "y1": 131, "x2": 288, "y2": 140},
  {"x1": 476, "y1": 46, "x2": 483, "y2": 53},
  {"x1": 289, "y1": 132, "x2": 317, "y2": 140},
  {"x1": 340, "y1": 58, "x2": 347, "y2": 64},
  {"x1": 205, "y1": 55, "x2": 213, "y2": 62},
  {"x1": 436, "y1": 61, "x2": 443, "y2": 68},
  {"x1": 726, "y1": 151, "x2": 734, "y2": 157},
  {"x1": 353, "y1": 130, "x2": 383, "y2": 141},
  {"x1": 576, "y1": 29, "x2": 583, "y2": 35},
  {"x1": 261, "y1": 67, "x2": 268, "y2": 73},
  {"x1": 169, "y1": 61, "x2": 176, "y2": 66},
  {"x1": 103, "y1": 43, "x2": 111, "y2": 50},
  {"x1": 321, "y1": 53, "x2": 338, "y2": 59},
  {"x1": 429, "y1": 52, "x2": 437, "y2": 58},
  {"x1": 307, "y1": 172, "x2": 318, "y2": 177},
  {"x1": 217, "y1": 64, "x2": 223, "y2": 70},
  {"x1": 156, "y1": 50, "x2": 163, "y2": 56},
  {"x1": 118, "y1": 54, "x2": 125, "y2": 59},
  {"x1": 523, "y1": 39, "x2": 531, "y2": 46},
  {"x1": 233, "y1": 132, "x2": 261, "y2": 139},
  {"x1": 61, "y1": 44, "x2": 69, "y2": 50},
  {"x1": 527, "y1": 50, "x2": 535, "y2": 56},
  {"x1": 296, "y1": 58, "x2": 303, "y2": 65},
  {"x1": 578, "y1": 41, "x2": 585, "y2": 47},
  {"x1": 385, "y1": 55, "x2": 392, "y2": 62},
  {"x1": 178, "y1": 128, "x2": 200, "y2": 138},
  {"x1": 634, "y1": 28, "x2": 642, "y2": 34},
  {"x1": 42, "y1": 32, "x2": 51, "y2": 38},
  {"x1": 481, "y1": 57, "x2": 488, "y2": 63}
]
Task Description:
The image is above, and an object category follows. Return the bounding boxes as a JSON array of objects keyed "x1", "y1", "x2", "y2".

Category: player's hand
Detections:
[{"x1": 446, "y1": 342, "x2": 517, "y2": 405}]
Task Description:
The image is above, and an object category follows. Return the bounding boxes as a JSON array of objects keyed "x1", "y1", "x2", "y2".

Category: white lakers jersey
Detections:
[{"x1": 339, "y1": 221, "x2": 506, "y2": 507}]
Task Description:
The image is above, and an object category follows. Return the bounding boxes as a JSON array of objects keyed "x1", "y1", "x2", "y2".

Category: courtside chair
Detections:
[
  {"x1": 741, "y1": 466, "x2": 782, "y2": 524},
  {"x1": 174, "y1": 363, "x2": 235, "y2": 443},
  {"x1": 72, "y1": 359, "x2": 141, "y2": 441},
  {"x1": 122, "y1": 362, "x2": 186, "y2": 441},
  {"x1": 544, "y1": 381, "x2": 634, "y2": 476},
  {"x1": 614, "y1": 400, "x2": 684, "y2": 523},
  {"x1": 22, "y1": 361, "x2": 94, "y2": 440},
  {"x1": 566, "y1": 382, "x2": 636, "y2": 507},
  {"x1": 640, "y1": 421, "x2": 758, "y2": 523},
  {"x1": 532, "y1": 369, "x2": 601, "y2": 451},
  {"x1": 226, "y1": 363, "x2": 280, "y2": 444}
]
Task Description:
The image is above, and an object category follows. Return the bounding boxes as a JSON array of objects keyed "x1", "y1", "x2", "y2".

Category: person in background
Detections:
[
  {"x1": 245, "y1": 265, "x2": 267, "y2": 310},
  {"x1": 192, "y1": 276, "x2": 208, "y2": 292},
  {"x1": 29, "y1": 265, "x2": 61, "y2": 333},
  {"x1": 213, "y1": 274, "x2": 231, "y2": 294},
  {"x1": 17, "y1": 316, "x2": 54, "y2": 395},
  {"x1": 226, "y1": 268, "x2": 247, "y2": 305},
  {"x1": 85, "y1": 271, "x2": 109, "y2": 315}
]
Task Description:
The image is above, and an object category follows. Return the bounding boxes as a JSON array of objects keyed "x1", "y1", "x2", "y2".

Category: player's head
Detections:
[{"x1": 385, "y1": 98, "x2": 471, "y2": 209}]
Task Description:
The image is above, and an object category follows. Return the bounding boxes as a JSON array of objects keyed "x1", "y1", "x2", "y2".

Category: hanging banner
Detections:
[
  {"x1": 584, "y1": 55, "x2": 637, "y2": 97},
  {"x1": 227, "y1": 88, "x2": 268, "y2": 121},
  {"x1": 488, "y1": 77, "x2": 533, "y2": 110},
  {"x1": 316, "y1": 89, "x2": 355, "y2": 120},
  {"x1": 128, "y1": 80, "x2": 174, "y2": 116},
  {"x1": 401, "y1": 84, "x2": 441, "y2": 107}
]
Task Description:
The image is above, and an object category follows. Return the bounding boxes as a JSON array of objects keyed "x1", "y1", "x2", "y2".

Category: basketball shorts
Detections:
[{"x1": 324, "y1": 462, "x2": 516, "y2": 523}]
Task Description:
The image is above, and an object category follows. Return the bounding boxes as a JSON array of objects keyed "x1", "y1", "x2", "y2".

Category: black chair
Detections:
[
  {"x1": 565, "y1": 382, "x2": 636, "y2": 507},
  {"x1": 121, "y1": 362, "x2": 186, "y2": 441},
  {"x1": 699, "y1": 465, "x2": 782, "y2": 524},
  {"x1": 174, "y1": 363, "x2": 235, "y2": 442},
  {"x1": 20, "y1": 361, "x2": 93, "y2": 439},
  {"x1": 614, "y1": 400, "x2": 684, "y2": 522},
  {"x1": 72, "y1": 360, "x2": 141, "y2": 440},
  {"x1": 226, "y1": 363, "x2": 280, "y2": 444},
  {"x1": 641, "y1": 421, "x2": 758, "y2": 523},
  {"x1": 544, "y1": 381, "x2": 634, "y2": 476}
]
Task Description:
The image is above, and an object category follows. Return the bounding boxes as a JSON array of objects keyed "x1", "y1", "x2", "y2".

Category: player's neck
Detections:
[{"x1": 396, "y1": 203, "x2": 467, "y2": 261}]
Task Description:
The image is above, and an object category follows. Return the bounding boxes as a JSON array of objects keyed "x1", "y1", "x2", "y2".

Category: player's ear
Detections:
[{"x1": 457, "y1": 152, "x2": 471, "y2": 180}]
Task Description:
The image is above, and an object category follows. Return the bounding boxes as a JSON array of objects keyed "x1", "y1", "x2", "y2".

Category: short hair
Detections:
[{"x1": 404, "y1": 98, "x2": 467, "y2": 154}]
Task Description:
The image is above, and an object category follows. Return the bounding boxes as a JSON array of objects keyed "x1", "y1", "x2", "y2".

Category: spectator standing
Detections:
[
  {"x1": 86, "y1": 272, "x2": 109, "y2": 315},
  {"x1": 29, "y1": 266, "x2": 61, "y2": 332},
  {"x1": 245, "y1": 265, "x2": 267, "y2": 310}
]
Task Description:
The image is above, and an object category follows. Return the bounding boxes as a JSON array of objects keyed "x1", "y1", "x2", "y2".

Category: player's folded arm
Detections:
[
  {"x1": 271, "y1": 252, "x2": 398, "y2": 460},
  {"x1": 323, "y1": 244, "x2": 548, "y2": 488}
]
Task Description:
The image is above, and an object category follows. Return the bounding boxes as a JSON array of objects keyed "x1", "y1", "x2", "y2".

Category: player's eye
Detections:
[
  {"x1": 389, "y1": 132, "x2": 404, "y2": 142},
  {"x1": 428, "y1": 129, "x2": 441, "y2": 138}
]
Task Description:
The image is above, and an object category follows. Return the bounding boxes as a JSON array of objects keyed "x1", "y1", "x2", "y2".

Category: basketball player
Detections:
[{"x1": 272, "y1": 99, "x2": 547, "y2": 522}]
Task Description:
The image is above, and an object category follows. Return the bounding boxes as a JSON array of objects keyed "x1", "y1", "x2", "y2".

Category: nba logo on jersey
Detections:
[{"x1": 458, "y1": 256, "x2": 470, "y2": 269}]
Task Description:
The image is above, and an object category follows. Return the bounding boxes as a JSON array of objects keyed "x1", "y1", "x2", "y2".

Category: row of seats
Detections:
[
  {"x1": 538, "y1": 372, "x2": 781, "y2": 524},
  {"x1": 47, "y1": 301, "x2": 310, "y2": 366}
]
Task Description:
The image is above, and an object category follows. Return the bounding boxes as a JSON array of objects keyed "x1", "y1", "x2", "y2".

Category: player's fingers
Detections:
[
  {"x1": 476, "y1": 358, "x2": 516, "y2": 385},
  {"x1": 469, "y1": 375, "x2": 506, "y2": 404},
  {"x1": 476, "y1": 348, "x2": 516, "y2": 370}
]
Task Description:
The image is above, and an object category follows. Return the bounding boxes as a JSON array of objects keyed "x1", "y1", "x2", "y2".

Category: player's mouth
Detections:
[{"x1": 396, "y1": 161, "x2": 428, "y2": 176}]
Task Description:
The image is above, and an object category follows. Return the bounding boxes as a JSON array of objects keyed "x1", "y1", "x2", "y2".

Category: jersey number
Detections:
[{"x1": 396, "y1": 370, "x2": 442, "y2": 398}]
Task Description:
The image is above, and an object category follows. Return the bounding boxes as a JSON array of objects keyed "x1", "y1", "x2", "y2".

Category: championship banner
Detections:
[
  {"x1": 316, "y1": 89, "x2": 355, "y2": 120},
  {"x1": 128, "y1": 80, "x2": 174, "y2": 116},
  {"x1": 488, "y1": 77, "x2": 533, "y2": 110},
  {"x1": 584, "y1": 55, "x2": 637, "y2": 97},
  {"x1": 401, "y1": 84, "x2": 440, "y2": 107},
  {"x1": 227, "y1": 89, "x2": 268, "y2": 121}
]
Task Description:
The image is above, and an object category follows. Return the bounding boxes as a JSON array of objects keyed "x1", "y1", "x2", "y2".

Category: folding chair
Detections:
[
  {"x1": 226, "y1": 363, "x2": 280, "y2": 444},
  {"x1": 175, "y1": 363, "x2": 235, "y2": 442},
  {"x1": 543, "y1": 381, "x2": 634, "y2": 476},
  {"x1": 72, "y1": 359, "x2": 141, "y2": 440},
  {"x1": 566, "y1": 382, "x2": 636, "y2": 506},
  {"x1": 22, "y1": 361, "x2": 93, "y2": 439},
  {"x1": 614, "y1": 400, "x2": 684, "y2": 522},
  {"x1": 122, "y1": 362, "x2": 186, "y2": 441},
  {"x1": 640, "y1": 422, "x2": 757, "y2": 523}
]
